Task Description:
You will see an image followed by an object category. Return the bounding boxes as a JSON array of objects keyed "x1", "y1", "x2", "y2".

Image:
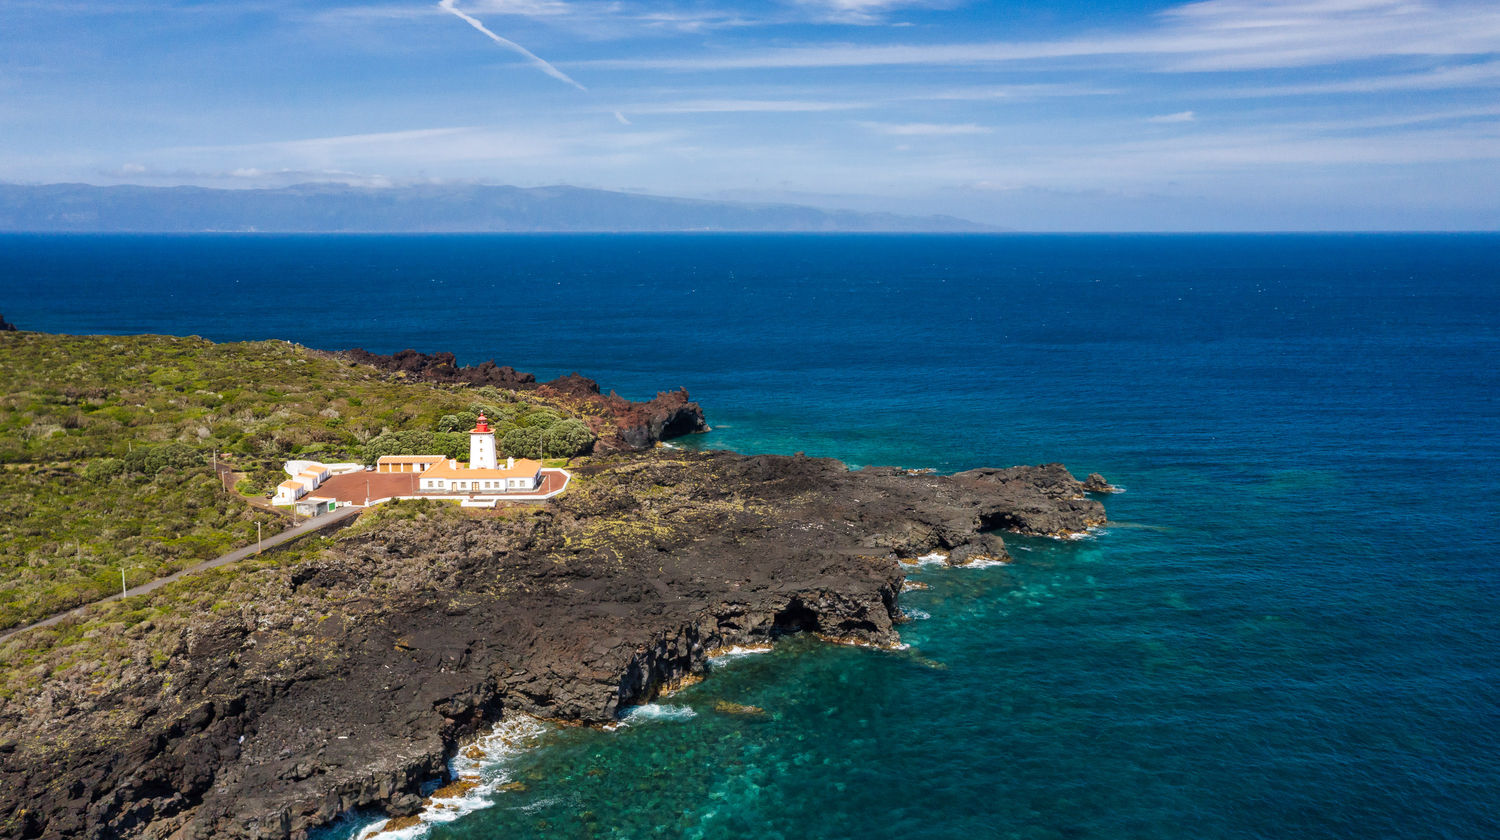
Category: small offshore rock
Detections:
[
  {"x1": 1082, "y1": 473, "x2": 1119, "y2": 493},
  {"x1": 713, "y1": 701, "x2": 767, "y2": 717}
]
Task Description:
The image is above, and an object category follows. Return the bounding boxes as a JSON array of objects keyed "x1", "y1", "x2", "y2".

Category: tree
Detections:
[
  {"x1": 436, "y1": 411, "x2": 478, "y2": 433},
  {"x1": 500, "y1": 426, "x2": 541, "y2": 459},
  {"x1": 362, "y1": 430, "x2": 438, "y2": 464},
  {"x1": 433, "y1": 432, "x2": 469, "y2": 460},
  {"x1": 543, "y1": 418, "x2": 594, "y2": 457},
  {"x1": 500, "y1": 419, "x2": 594, "y2": 458},
  {"x1": 123, "y1": 442, "x2": 203, "y2": 477},
  {"x1": 515, "y1": 409, "x2": 560, "y2": 428}
]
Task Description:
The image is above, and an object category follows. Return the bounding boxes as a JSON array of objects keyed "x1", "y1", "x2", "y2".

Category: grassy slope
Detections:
[{"x1": 0, "y1": 332, "x2": 587, "y2": 630}]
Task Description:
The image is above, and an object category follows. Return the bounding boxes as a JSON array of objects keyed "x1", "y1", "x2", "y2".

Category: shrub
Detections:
[
  {"x1": 543, "y1": 418, "x2": 595, "y2": 457},
  {"x1": 433, "y1": 432, "x2": 469, "y2": 460},
  {"x1": 363, "y1": 430, "x2": 438, "y2": 464},
  {"x1": 123, "y1": 443, "x2": 203, "y2": 478},
  {"x1": 84, "y1": 458, "x2": 124, "y2": 482},
  {"x1": 516, "y1": 409, "x2": 561, "y2": 428},
  {"x1": 501, "y1": 426, "x2": 542, "y2": 459},
  {"x1": 499, "y1": 419, "x2": 593, "y2": 458}
]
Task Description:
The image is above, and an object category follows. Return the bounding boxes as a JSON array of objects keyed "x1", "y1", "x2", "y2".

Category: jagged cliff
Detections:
[
  {"x1": 337, "y1": 348, "x2": 708, "y2": 453},
  {"x1": 0, "y1": 450, "x2": 1107, "y2": 840}
]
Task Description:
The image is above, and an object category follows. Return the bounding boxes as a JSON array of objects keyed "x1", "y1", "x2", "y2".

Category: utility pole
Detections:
[
  {"x1": 120, "y1": 564, "x2": 128, "y2": 600},
  {"x1": 257, "y1": 521, "x2": 263, "y2": 554}
]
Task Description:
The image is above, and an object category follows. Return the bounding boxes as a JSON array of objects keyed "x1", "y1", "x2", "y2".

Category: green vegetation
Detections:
[
  {"x1": 0, "y1": 535, "x2": 332, "y2": 704},
  {"x1": 0, "y1": 499, "x2": 489, "y2": 703},
  {"x1": 366, "y1": 404, "x2": 593, "y2": 463},
  {"x1": 0, "y1": 464, "x2": 273, "y2": 629},
  {"x1": 0, "y1": 332, "x2": 597, "y2": 630}
]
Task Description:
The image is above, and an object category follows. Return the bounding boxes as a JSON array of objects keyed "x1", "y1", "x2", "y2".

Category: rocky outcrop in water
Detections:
[
  {"x1": 0, "y1": 314, "x2": 17, "y2": 332},
  {"x1": 336, "y1": 347, "x2": 708, "y2": 452},
  {"x1": 1082, "y1": 472, "x2": 1120, "y2": 493},
  {"x1": 0, "y1": 450, "x2": 1105, "y2": 840}
]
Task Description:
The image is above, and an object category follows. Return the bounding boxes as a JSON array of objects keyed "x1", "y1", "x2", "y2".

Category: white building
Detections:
[
  {"x1": 376, "y1": 455, "x2": 445, "y2": 473},
  {"x1": 469, "y1": 413, "x2": 498, "y2": 469},
  {"x1": 418, "y1": 456, "x2": 543, "y2": 493},
  {"x1": 274, "y1": 461, "x2": 329, "y2": 506},
  {"x1": 274, "y1": 479, "x2": 305, "y2": 505}
]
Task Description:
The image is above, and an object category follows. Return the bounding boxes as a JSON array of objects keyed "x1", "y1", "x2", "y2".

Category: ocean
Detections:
[{"x1": 2, "y1": 233, "x2": 1497, "y2": 838}]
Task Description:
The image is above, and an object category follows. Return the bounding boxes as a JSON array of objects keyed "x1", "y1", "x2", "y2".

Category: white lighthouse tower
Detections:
[{"x1": 469, "y1": 413, "x2": 498, "y2": 470}]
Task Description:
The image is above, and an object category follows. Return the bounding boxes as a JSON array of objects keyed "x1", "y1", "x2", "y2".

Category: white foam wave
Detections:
[
  {"x1": 351, "y1": 715, "x2": 547, "y2": 840},
  {"x1": 903, "y1": 608, "x2": 931, "y2": 621},
  {"x1": 961, "y1": 558, "x2": 1008, "y2": 568},
  {"x1": 622, "y1": 703, "x2": 698, "y2": 723},
  {"x1": 708, "y1": 644, "x2": 773, "y2": 665},
  {"x1": 900, "y1": 551, "x2": 949, "y2": 566}
]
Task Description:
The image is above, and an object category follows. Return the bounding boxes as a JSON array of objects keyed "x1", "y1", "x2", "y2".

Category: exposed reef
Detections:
[
  {"x1": 336, "y1": 348, "x2": 708, "y2": 453},
  {"x1": 0, "y1": 450, "x2": 1106, "y2": 840}
]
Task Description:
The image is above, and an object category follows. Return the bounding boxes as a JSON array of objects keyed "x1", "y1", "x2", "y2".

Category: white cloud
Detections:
[
  {"x1": 166, "y1": 124, "x2": 689, "y2": 174},
  {"x1": 624, "y1": 99, "x2": 868, "y2": 114},
  {"x1": 924, "y1": 83, "x2": 1116, "y2": 101},
  {"x1": 469, "y1": 0, "x2": 575, "y2": 15},
  {"x1": 790, "y1": 0, "x2": 959, "y2": 24},
  {"x1": 1225, "y1": 59, "x2": 1500, "y2": 96},
  {"x1": 582, "y1": 0, "x2": 1500, "y2": 72},
  {"x1": 1148, "y1": 111, "x2": 1197, "y2": 123},
  {"x1": 861, "y1": 121, "x2": 991, "y2": 135},
  {"x1": 241, "y1": 127, "x2": 477, "y2": 154}
]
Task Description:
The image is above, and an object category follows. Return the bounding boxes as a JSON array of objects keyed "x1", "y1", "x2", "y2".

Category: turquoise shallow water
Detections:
[{"x1": 2, "y1": 233, "x2": 1498, "y2": 838}]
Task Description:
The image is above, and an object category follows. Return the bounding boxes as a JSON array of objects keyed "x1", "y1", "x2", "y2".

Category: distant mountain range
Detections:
[{"x1": 0, "y1": 182, "x2": 993, "y2": 233}]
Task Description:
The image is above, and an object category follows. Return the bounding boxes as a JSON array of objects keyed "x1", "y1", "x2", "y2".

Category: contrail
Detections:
[{"x1": 438, "y1": 0, "x2": 586, "y2": 91}]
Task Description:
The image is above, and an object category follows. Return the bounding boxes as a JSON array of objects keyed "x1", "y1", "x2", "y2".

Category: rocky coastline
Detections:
[
  {"x1": 334, "y1": 348, "x2": 708, "y2": 453},
  {"x1": 0, "y1": 446, "x2": 1107, "y2": 840}
]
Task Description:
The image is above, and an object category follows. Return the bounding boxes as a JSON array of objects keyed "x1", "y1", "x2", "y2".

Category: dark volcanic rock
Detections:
[
  {"x1": 0, "y1": 314, "x2": 16, "y2": 332},
  {"x1": 1082, "y1": 472, "x2": 1119, "y2": 494},
  {"x1": 336, "y1": 347, "x2": 708, "y2": 451},
  {"x1": 341, "y1": 348, "x2": 538, "y2": 389},
  {"x1": 0, "y1": 450, "x2": 1104, "y2": 840}
]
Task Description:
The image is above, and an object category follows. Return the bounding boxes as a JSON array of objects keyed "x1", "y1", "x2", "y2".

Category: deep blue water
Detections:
[{"x1": 3, "y1": 234, "x2": 1498, "y2": 838}]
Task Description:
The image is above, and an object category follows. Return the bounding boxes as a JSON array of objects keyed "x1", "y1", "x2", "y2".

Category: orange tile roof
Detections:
[
  {"x1": 277, "y1": 480, "x2": 303, "y2": 490},
  {"x1": 421, "y1": 458, "x2": 542, "y2": 480},
  {"x1": 378, "y1": 455, "x2": 445, "y2": 463}
]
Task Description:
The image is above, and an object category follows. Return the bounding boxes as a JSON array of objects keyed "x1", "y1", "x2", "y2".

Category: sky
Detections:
[{"x1": 1, "y1": 0, "x2": 1498, "y2": 230}]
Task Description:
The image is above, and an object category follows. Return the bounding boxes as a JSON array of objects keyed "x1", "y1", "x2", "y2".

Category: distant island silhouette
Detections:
[{"x1": 0, "y1": 182, "x2": 997, "y2": 233}]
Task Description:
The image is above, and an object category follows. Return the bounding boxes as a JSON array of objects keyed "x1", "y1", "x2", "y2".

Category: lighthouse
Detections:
[{"x1": 469, "y1": 413, "x2": 498, "y2": 470}]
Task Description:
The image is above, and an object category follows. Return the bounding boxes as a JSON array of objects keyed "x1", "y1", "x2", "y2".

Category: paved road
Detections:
[{"x1": 0, "y1": 505, "x2": 363, "y2": 646}]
